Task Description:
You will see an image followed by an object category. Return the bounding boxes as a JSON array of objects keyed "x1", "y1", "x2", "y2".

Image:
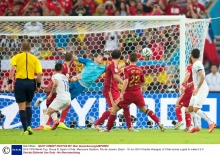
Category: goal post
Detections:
[{"x1": 0, "y1": 16, "x2": 210, "y2": 129}]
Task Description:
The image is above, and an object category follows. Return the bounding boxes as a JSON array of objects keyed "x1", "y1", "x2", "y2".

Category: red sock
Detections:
[
  {"x1": 94, "y1": 110, "x2": 110, "y2": 126},
  {"x1": 175, "y1": 107, "x2": 182, "y2": 122},
  {"x1": 185, "y1": 113, "x2": 191, "y2": 128},
  {"x1": 123, "y1": 108, "x2": 132, "y2": 129},
  {"x1": 60, "y1": 105, "x2": 71, "y2": 123},
  {"x1": 46, "y1": 117, "x2": 53, "y2": 126},
  {"x1": 107, "y1": 115, "x2": 116, "y2": 131},
  {"x1": 147, "y1": 110, "x2": 159, "y2": 124}
]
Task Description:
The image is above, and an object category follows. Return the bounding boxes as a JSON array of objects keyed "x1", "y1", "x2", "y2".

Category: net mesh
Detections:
[{"x1": 0, "y1": 18, "x2": 210, "y2": 129}]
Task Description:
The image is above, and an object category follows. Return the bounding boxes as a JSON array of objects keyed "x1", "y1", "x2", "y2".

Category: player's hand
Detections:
[
  {"x1": 193, "y1": 88, "x2": 199, "y2": 96},
  {"x1": 58, "y1": 48, "x2": 66, "y2": 54},
  {"x1": 47, "y1": 93, "x2": 52, "y2": 100},
  {"x1": 119, "y1": 93, "x2": 124, "y2": 101},
  {"x1": 180, "y1": 86, "x2": 185, "y2": 94},
  {"x1": 8, "y1": 84, "x2": 13, "y2": 92},
  {"x1": 77, "y1": 75, "x2": 82, "y2": 80},
  {"x1": 187, "y1": 82, "x2": 193, "y2": 87}
]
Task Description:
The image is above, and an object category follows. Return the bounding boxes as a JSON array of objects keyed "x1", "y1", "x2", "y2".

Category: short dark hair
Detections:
[
  {"x1": 64, "y1": 52, "x2": 73, "y2": 62},
  {"x1": 129, "y1": 52, "x2": 137, "y2": 62},
  {"x1": 92, "y1": 53, "x2": 103, "y2": 61},
  {"x1": 111, "y1": 50, "x2": 121, "y2": 59},
  {"x1": 55, "y1": 63, "x2": 62, "y2": 72},
  {"x1": 191, "y1": 49, "x2": 200, "y2": 59},
  {"x1": 21, "y1": 40, "x2": 31, "y2": 51},
  {"x1": 211, "y1": 64, "x2": 219, "y2": 69}
]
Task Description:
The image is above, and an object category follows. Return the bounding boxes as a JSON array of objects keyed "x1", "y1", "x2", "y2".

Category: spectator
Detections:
[
  {"x1": 119, "y1": 2, "x2": 130, "y2": 16},
  {"x1": 148, "y1": 2, "x2": 165, "y2": 15},
  {"x1": 114, "y1": 9, "x2": 120, "y2": 16},
  {"x1": 136, "y1": 1, "x2": 148, "y2": 15},
  {"x1": 193, "y1": 0, "x2": 210, "y2": 19},
  {"x1": 105, "y1": 0, "x2": 116, "y2": 16},
  {"x1": 93, "y1": 4, "x2": 108, "y2": 16},
  {"x1": 104, "y1": 30, "x2": 120, "y2": 53},
  {"x1": 198, "y1": 0, "x2": 209, "y2": 6},
  {"x1": 0, "y1": 35, "x2": 19, "y2": 49},
  {"x1": 147, "y1": 73, "x2": 162, "y2": 92},
  {"x1": 129, "y1": 0, "x2": 136, "y2": 16},
  {"x1": 166, "y1": 0, "x2": 182, "y2": 15},
  {"x1": 30, "y1": 37, "x2": 42, "y2": 59},
  {"x1": 72, "y1": 0, "x2": 90, "y2": 16},
  {"x1": 205, "y1": 64, "x2": 220, "y2": 91},
  {"x1": 160, "y1": 73, "x2": 179, "y2": 92},
  {"x1": 84, "y1": 0, "x2": 98, "y2": 15},
  {"x1": 177, "y1": 0, "x2": 187, "y2": 9},
  {"x1": 183, "y1": 0, "x2": 198, "y2": 18},
  {"x1": 0, "y1": 0, "x2": 8, "y2": 16},
  {"x1": 23, "y1": 22, "x2": 43, "y2": 35}
]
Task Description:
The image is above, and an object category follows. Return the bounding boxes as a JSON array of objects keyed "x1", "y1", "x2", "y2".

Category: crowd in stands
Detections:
[{"x1": 0, "y1": 0, "x2": 210, "y2": 18}]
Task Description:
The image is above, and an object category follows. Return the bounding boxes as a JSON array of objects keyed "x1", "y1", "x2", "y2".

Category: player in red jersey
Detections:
[
  {"x1": 174, "y1": 58, "x2": 195, "y2": 131},
  {"x1": 33, "y1": 52, "x2": 73, "y2": 130},
  {"x1": 93, "y1": 50, "x2": 133, "y2": 131},
  {"x1": 101, "y1": 52, "x2": 165, "y2": 132}
]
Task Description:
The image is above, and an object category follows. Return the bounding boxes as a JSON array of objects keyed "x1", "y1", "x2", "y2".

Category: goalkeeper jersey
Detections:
[{"x1": 77, "y1": 57, "x2": 106, "y2": 88}]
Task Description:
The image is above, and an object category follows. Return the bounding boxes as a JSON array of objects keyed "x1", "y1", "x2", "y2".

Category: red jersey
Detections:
[
  {"x1": 84, "y1": 0, "x2": 97, "y2": 15},
  {"x1": 124, "y1": 65, "x2": 144, "y2": 92},
  {"x1": 62, "y1": 62, "x2": 69, "y2": 77},
  {"x1": 193, "y1": 3, "x2": 206, "y2": 14},
  {"x1": 166, "y1": 4, "x2": 182, "y2": 15},
  {"x1": 185, "y1": 65, "x2": 194, "y2": 93},
  {"x1": 103, "y1": 61, "x2": 119, "y2": 92}
]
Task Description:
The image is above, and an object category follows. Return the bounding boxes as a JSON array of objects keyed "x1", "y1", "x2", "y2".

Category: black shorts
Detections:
[{"x1": 14, "y1": 79, "x2": 36, "y2": 103}]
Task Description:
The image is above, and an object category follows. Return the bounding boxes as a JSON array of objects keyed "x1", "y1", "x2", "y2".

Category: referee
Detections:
[{"x1": 8, "y1": 40, "x2": 42, "y2": 136}]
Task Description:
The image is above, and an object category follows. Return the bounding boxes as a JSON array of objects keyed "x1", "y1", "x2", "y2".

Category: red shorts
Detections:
[
  {"x1": 117, "y1": 91, "x2": 145, "y2": 109},
  {"x1": 103, "y1": 89, "x2": 120, "y2": 108},
  {"x1": 176, "y1": 93, "x2": 192, "y2": 107}
]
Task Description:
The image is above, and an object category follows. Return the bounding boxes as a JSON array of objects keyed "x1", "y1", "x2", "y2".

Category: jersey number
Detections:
[
  {"x1": 128, "y1": 75, "x2": 140, "y2": 87},
  {"x1": 63, "y1": 80, "x2": 69, "y2": 92}
]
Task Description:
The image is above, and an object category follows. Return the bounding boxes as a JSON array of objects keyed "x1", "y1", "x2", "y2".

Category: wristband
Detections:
[
  {"x1": 37, "y1": 82, "x2": 41, "y2": 88},
  {"x1": 8, "y1": 79, "x2": 13, "y2": 84}
]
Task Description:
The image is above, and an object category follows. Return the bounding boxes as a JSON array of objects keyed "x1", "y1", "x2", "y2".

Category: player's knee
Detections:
[
  {"x1": 193, "y1": 107, "x2": 199, "y2": 113},
  {"x1": 185, "y1": 108, "x2": 189, "y2": 113}
]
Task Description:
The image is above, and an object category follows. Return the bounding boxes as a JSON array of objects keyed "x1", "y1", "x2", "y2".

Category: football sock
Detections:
[
  {"x1": 175, "y1": 107, "x2": 182, "y2": 122},
  {"x1": 46, "y1": 117, "x2": 53, "y2": 126},
  {"x1": 123, "y1": 108, "x2": 132, "y2": 129},
  {"x1": 106, "y1": 115, "x2": 116, "y2": 131},
  {"x1": 41, "y1": 115, "x2": 49, "y2": 126},
  {"x1": 190, "y1": 112, "x2": 198, "y2": 127},
  {"x1": 147, "y1": 110, "x2": 159, "y2": 124},
  {"x1": 185, "y1": 113, "x2": 191, "y2": 128},
  {"x1": 196, "y1": 109, "x2": 213, "y2": 125},
  {"x1": 19, "y1": 110, "x2": 27, "y2": 131},
  {"x1": 51, "y1": 112, "x2": 58, "y2": 121},
  {"x1": 94, "y1": 110, "x2": 110, "y2": 126},
  {"x1": 60, "y1": 105, "x2": 70, "y2": 123},
  {"x1": 26, "y1": 107, "x2": 32, "y2": 126}
]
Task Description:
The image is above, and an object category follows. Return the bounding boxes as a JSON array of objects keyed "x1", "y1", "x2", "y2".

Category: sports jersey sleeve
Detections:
[
  {"x1": 78, "y1": 57, "x2": 90, "y2": 65},
  {"x1": 35, "y1": 58, "x2": 42, "y2": 74},
  {"x1": 193, "y1": 61, "x2": 204, "y2": 72},
  {"x1": 10, "y1": 56, "x2": 17, "y2": 66},
  {"x1": 186, "y1": 66, "x2": 192, "y2": 74},
  {"x1": 51, "y1": 74, "x2": 58, "y2": 81},
  {"x1": 110, "y1": 62, "x2": 118, "y2": 75}
]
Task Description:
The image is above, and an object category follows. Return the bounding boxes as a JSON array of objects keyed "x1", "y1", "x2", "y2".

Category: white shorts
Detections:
[
  {"x1": 49, "y1": 98, "x2": 71, "y2": 111},
  {"x1": 189, "y1": 87, "x2": 209, "y2": 108}
]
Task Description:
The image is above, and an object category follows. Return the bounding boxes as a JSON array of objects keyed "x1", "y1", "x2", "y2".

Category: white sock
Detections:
[
  {"x1": 40, "y1": 114, "x2": 49, "y2": 126},
  {"x1": 51, "y1": 112, "x2": 58, "y2": 121},
  {"x1": 196, "y1": 109, "x2": 213, "y2": 125},
  {"x1": 190, "y1": 112, "x2": 198, "y2": 127}
]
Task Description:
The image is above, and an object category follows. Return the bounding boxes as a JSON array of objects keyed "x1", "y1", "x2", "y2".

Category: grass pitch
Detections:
[{"x1": 0, "y1": 128, "x2": 220, "y2": 144}]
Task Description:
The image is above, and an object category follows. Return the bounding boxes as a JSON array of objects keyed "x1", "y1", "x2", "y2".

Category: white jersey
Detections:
[
  {"x1": 192, "y1": 60, "x2": 208, "y2": 88},
  {"x1": 52, "y1": 73, "x2": 70, "y2": 100}
]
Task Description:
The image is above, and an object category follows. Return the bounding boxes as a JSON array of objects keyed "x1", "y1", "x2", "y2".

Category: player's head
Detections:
[
  {"x1": 54, "y1": 63, "x2": 62, "y2": 73},
  {"x1": 93, "y1": 53, "x2": 103, "y2": 64},
  {"x1": 191, "y1": 48, "x2": 200, "y2": 59},
  {"x1": 129, "y1": 52, "x2": 138, "y2": 63},
  {"x1": 21, "y1": 40, "x2": 31, "y2": 52},
  {"x1": 64, "y1": 52, "x2": 73, "y2": 62},
  {"x1": 211, "y1": 64, "x2": 219, "y2": 74},
  {"x1": 111, "y1": 50, "x2": 121, "y2": 60}
]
